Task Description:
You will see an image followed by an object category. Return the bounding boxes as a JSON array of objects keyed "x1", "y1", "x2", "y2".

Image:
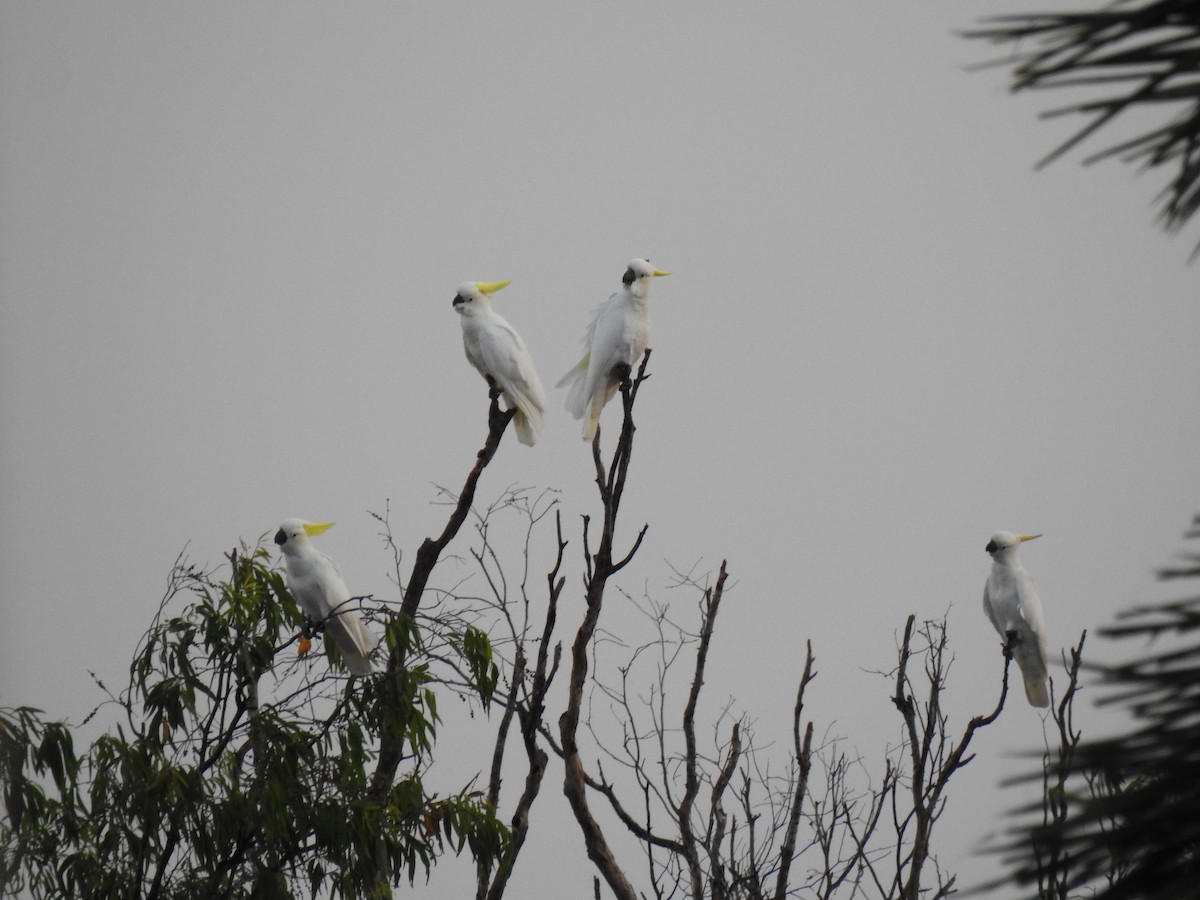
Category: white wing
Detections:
[
  {"x1": 1016, "y1": 572, "x2": 1047, "y2": 642},
  {"x1": 982, "y1": 584, "x2": 1004, "y2": 638},
  {"x1": 580, "y1": 299, "x2": 630, "y2": 401},
  {"x1": 478, "y1": 312, "x2": 548, "y2": 446},
  {"x1": 1013, "y1": 571, "x2": 1050, "y2": 707},
  {"x1": 323, "y1": 599, "x2": 377, "y2": 676},
  {"x1": 558, "y1": 295, "x2": 634, "y2": 440},
  {"x1": 984, "y1": 568, "x2": 1049, "y2": 707},
  {"x1": 286, "y1": 550, "x2": 347, "y2": 621},
  {"x1": 557, "y1": 296, "x2": 609, "y2": 417},
  {"x1": 286, "y1": 549, "x2": 375, "y2": 675},
  {"x1": 558, "y1": 282, "x2": 651, "y2": 441}
]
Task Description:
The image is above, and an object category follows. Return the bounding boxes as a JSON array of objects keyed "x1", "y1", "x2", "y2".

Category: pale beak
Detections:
[{"x1": 651, "y1": 268, "x2": 671, "y2": 277}]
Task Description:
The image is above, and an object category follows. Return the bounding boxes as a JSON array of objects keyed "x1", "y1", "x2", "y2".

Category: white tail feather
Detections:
[
  {"x1": 326, "y1": 609, "x2": 376, "y2": 676},
  {"x1": 514, "y1": 408, "x2": 543, "y2": 446},
  {"x1": 1014, "y1": 645, "x2": 1050, "y2": 707}
]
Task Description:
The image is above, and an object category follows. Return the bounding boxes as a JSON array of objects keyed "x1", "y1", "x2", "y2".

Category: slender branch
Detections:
[
  {"x1": 481, "y1": 512, "x2": 568, "y2": 900},
  {"x1": 773, "y1": 640, "x2": 816, "y2": 900},
  {"x1": 370, "y1": 389, "x2": 514, "y2": 804},
  {"x1": 679, "y1": 562, "x2": 730, "y2": 899},
  {"x1": 1034, "y1": 630, "x2": 1088, "y2": 900},
  {"x1": 891, "y1": 615, "x2": 1011, "y2": 899},
  {"x1": 558, "y1": 353, "x2": 653, "y2": 900},
  {"x1": 708, "y1": 721, "x2": 742, "y2": 900}
]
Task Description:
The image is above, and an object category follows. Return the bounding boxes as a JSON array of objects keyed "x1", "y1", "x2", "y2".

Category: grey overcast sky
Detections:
[{"x1": 3, "y1": 2, "x2": 1199, "y2": 895}]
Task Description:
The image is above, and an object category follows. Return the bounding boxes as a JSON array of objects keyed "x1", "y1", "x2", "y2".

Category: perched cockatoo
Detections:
[
  {"x1": 452, "y1": 280, "x2": 548, "y2": 446},
  {"x1": 274, "y1": 519, "x2": 376, "y2": 676},
  {"x1": 557, "y1": 258, "x2": 670, "y2": 441},
  {"x1": 983, "y1": 531, "x2": 1050, "y2": 707}
]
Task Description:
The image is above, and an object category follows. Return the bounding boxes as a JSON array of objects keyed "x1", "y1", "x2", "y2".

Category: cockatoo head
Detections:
[
  {"x1": 274, "y1": 518, "x2": 335, "y2": 555},
  {"x1": 622, "y1": 258, "x2": 671, "y2": 288},
  {"x1": 985, "y1": 531, "x2": 1041, "y2": 558},
  {"x1": 452, "y1": 280, "x2": 510, "y2": 317}
]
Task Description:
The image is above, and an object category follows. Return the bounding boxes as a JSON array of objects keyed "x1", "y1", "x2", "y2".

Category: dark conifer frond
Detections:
[
  {"x1": 968, "y1": 2, "x2": 1200, "y2": 253},
  {"x1": 1002, "y1": 515, "x2": 1200, "y2": 898}
]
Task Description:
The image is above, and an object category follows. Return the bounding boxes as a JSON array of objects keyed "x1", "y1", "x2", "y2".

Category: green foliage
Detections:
[
  {"x1": 460, "y1": 626, "x2": 500, "y2": 709},
  {"x1": 0, "y1": 546, "x2": 508, "y2": 899}
]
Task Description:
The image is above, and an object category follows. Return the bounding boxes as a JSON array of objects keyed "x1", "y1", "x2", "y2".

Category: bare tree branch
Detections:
[
  {"x1": 773, "y1": 640, "x2": 816, "y2": 900},
  {"x1": 479, "y1": 511, "x2": 568, "y2": 900},
  {"x1": 889, "y1": 615, "x2": 1011, "y2": 899},
  {"x1": 370, "y1": 388, "x2": 514, "y2": 805},
  {"x1": 678, "y1": 562, "x2": 730, "y2": 900},
  {"x1": 558, "y1": 354, "x2": 654, "y2": 900}
]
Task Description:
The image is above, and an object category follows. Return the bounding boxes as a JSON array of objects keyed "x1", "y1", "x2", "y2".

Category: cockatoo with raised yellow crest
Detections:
[
  {"x1": 274, "y1": 518, "x2": 376, "y2": 676},
  {"x1": 557, "y1": 258, "x2": 670, "y2": 441},
  {"x1": 983, "y1": 531, "x2": 1050, "y2": 707},
  {"x1": 453, "y1": 280, "x2": 548, "y2": 446}
]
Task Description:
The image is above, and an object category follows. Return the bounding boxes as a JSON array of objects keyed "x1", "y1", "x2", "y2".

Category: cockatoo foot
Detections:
[
  {"x1": 610, "y1": 362, "x2": 632, "y2": 385},
  {"x1": 301, "y1": 620, "x2": 325, "y2": 639},
  {"x1": 1003, "y1": 629, "x2": 1019, "y2": 659}
]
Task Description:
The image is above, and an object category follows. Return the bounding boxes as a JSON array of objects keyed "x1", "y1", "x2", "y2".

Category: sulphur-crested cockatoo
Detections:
[
  {"x1": 453, "y1": 280, "x2": 548, "y2": 446},
  {"x1": 557, "y1": 259, "x2": 670, "y2": 441},
  {"x1": 983, "y1": 531, "x2": 1050, "y2": 707},
  {"x1": 274, "y1": 519, "x2": 376, "y2": 676}
]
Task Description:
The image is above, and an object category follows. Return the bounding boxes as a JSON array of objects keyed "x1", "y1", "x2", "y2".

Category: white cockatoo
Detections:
[
  {"x1": 557, "y1": 258, "x2": 670, "y2": 441},
  {"x1": 453, "y1": 280, "x2": 548, "y2": 446},
  {"x1": 274, "y1": 519, "x2": 376, "y2": 676},
  {"x1": 983, "y1": 531, "x2": 1050, "y2": 707}
]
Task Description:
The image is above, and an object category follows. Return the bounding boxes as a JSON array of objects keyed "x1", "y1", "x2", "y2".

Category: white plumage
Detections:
[
  {"x1": 983, "y1": 531, "x2": 1050, "y2": 707},
  {"x1": 453, "y1": 280, "x2": 548, "y2": 446},
  {"x1": 557, "y1": 258, "x2": 670, "y2": 441},
  {"x1": 274, "y1": 519, "x2": 376, "y2": 676}
]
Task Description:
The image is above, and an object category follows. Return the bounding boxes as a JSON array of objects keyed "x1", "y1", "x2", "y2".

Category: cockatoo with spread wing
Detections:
[
  {"x1": 557, "y1": 258, "x2": 670, "y2": 441},
  {"x1": 275, "y1": 519, "x2": 376, "y2": 676},
  {"x1": 983, "y1": 531, "x2": 1050, "y2": 707},
  {"x1": 453, "y1": 280, "x2": 548, "y2": 446}
]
